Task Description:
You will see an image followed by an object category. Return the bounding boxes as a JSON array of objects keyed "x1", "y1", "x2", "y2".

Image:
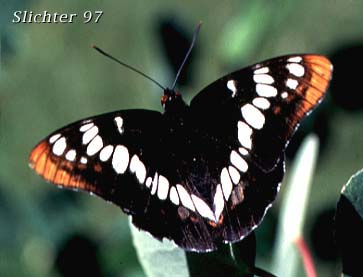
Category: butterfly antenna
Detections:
[
  {"x1": 92, "y1": 45, "x2": 166, "y2": 90},
  {"x1": 171, "y1": 21, "x2": 202, "y2": 90}
]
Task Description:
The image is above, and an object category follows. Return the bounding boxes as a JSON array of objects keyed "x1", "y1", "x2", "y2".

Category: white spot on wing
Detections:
[
  {"x1": 137, "y1": 162, "x2": 147, "y2": 184},
  {"x1": 176, "y1": 184, "x2": 195, "y2": 211},
  {"x1": 99, "y1": 145, "x2": 114, "y2": 162},
  {"x1": 254, "y1": 67, "x2": 269, "y2": 74},
  {"x1": 112, "y1": 145, "x2": 129, "y2": 174},
  {"x1": 221, "y1": 167, "x2": 233, "y2": 200},
  {"x1": 191, "y1": 195, "x2": 215, "y2": 221},
  {"x1": 130, "y1": 155, "x2": 146, "y2": 184},
  {"x1": 169, "y1": 186, "x2": 180, "y2": 205},
  {"x1": 239, "y1": 147, "x2": 249, "y2": 156},
  {"x1": 252, "y1": 97, "x2": 270, "y2": 110},
  {"x1": 286, "y1": 63, "x2": 305, "y2": 77},
  {"x1": 241, "y1": 103, "x2": 265, "y2": 129},
  {"x1": 86, "y1": 135, "x2": 103, "y2": 156},
  {"x1": 256, "y1": 84, "x2": 277, "y2": 97},
  {"x1": 52, "y1": 137, "x2": 66, "y2": 156},
  {"x1": 230, "y1": 150, "x2": 248, "y2": 172},
  {"x1": 288, "y1": 56, "x2": 302, "y2": 63},
  {"x1": 157, "y1": 175, "x2": 169, "y2": 200},
  {"x1": 80, "y1": 157, "x2": 87, "y2": 164},
  {"x1": 227, "y1": 80, "x2": 237, "y2": 97},
  {"x1": 253, "y1": 74, "x2": 274, "y2": 84},
  {"x1": 114, "y1": 116, "x2": 124, "y2": 134},
  {"x1": 49, "y1": 133, "x2": 61, "y2": 144},
  {"x1": 151, "y1": 172, "x2": 158, "y2": 195},
  {"x1": 281, "y1": 91, "x2": 288, "y2": 99},
  {"x1": 238, "y1": 121, "x2": 253, "y2": 149},
  {"x1": 65, "y1": 149, "x2": 76, "y2": 162},
  {"x1": 228, "y1": 166, "x2": 241, "y2": 184},
  {"x1": 79, "y1": 122, "x2": 94, "y2": 132},
  {"x1": 286, "y1": 78, "x2": 299, "y2": 89},
  {"x1": 145, "y1": 177, "x2": 152, "y2": 188},
  {"x1": 213, "y1": 184, "x2": 224, "y2": 221},
  {"x1": 82, "y1": 126, "x2": 98, "y2": 145}
]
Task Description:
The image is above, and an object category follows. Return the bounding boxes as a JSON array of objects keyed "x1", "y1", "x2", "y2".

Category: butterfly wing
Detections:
[
  {"x1": 186, "y1": 54, "x2": 332, "y2": 246},
  {"x1": 30, "y1": 110, "x2": 162, "y2": 196},
  {"x1": 190, "y1": 54, "x2": 332, "y2": 172},
  {"x1": 29, "y1": 109, "x2": 226, "y2": 251}
]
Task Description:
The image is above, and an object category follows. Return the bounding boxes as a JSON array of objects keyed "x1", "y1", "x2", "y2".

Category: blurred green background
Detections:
[{"x1": 1, "y1": 0, "x2": 363, "y2": 276}]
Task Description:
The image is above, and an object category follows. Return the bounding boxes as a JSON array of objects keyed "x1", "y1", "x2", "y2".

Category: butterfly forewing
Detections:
[
  {"x1": 30, "y1": 110, "x2": 162, "y2": 198},
  {"x1": 29, "y1": 54, "x2": 332, "y2": 252},
  {"x1": 190, "y1": 54, "x2": 332, "y2": 172}
]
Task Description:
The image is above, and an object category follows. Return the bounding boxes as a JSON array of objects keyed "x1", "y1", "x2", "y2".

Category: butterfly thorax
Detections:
[
  {"x1": 161, "y1": 88, "x2": 188, "y2": 115},
  {"x1": 159, "y1": 89, "x2": 215, "y2": 202}
]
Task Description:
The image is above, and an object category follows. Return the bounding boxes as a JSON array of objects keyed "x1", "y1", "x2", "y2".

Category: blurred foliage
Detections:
[
  {"x1": 1, "y1": 0, "x2": 363, "y2": 276},
  {"x1": 273, "y1": 135, "x2": 319, "y2": 277}
]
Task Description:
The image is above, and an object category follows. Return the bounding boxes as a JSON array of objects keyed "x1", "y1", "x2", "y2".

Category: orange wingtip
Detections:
[
  {"x1": 302, "y1": 55, "x2": 333, "y2": 100},
  {"x1": 29, "y1": 140, "x2": 100, "y2": 194},
  {"x1": 298, "y1": 55, "x2": 333, "y2": 106},
  {"x1": 280, "y1": 55, "x2": 333, "y2": 133},
  {"x1": 303, "y1": 55, "x2": 333, "y2": 81}
]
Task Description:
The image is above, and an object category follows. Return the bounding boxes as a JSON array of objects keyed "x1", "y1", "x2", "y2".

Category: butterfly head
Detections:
[{"x1": 161, "y1": 88, "x2": 187, "y2": 113}]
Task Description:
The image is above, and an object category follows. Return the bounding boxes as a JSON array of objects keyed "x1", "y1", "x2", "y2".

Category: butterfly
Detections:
[{"x1": 29, "y1": 51, "x2": 332, "y2": 252}]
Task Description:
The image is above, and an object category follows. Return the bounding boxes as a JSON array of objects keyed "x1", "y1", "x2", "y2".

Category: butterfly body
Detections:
[{"x1": 30, "y1": 54, "x2": 332, "y2": 252}]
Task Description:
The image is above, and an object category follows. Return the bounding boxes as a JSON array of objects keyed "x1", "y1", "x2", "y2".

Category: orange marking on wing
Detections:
[
  {"x1": 29, "y1": 140, "x2": 101, "y2": 195},
  {"x1": 304, "y1": 55, "x2": 332, "y2": 80},
  {"x1": 69, "y1": 173, "x2": 82, "y2": 188},
  {"x1": 94, "y1": 163, "x2": 102, "y2": 173},
  {"x1": 283, "y1": 55, "x2": 332, "y2": 134},
  {"x1": 44, "y1": 157, "x2": 59, "y2": 181},
  {"x1": 34, "y1": 150, "x2": 47, "y2": 175},
  {"x1": 303, "y1": 55, "x2": 333, "y2": 105},
  {"x1": 29, "y1": 141, "x2": 47, "y2": 173},
  {"x1": 54, "y1": 163, "x2": 70, "y2": 185},
  {"x1": 29, "y1": 141, "x2": 50, "y2": 175}
]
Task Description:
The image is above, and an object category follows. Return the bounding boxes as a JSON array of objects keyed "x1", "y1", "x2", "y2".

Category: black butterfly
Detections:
[{"x1": 29, "y1": 52, "x2": 332, "y2": 252}]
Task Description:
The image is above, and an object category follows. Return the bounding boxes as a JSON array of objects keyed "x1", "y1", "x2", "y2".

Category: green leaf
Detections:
[
  {"x1": 130, "y1": 218, "x2": 275, "y2": 276},
  {"x1": 272, "y1": 134, "x2": 319, "y2": 276},
  {"x1": 335, "y1": 169, "x2": 363, "y2": 276},
  {"x1": 130, "y1": 220, "x2": 259, "y2": 277},
  {"x1": 340, "y1": 169, "x2": 363, "y2": 219},
  {"x1": 130, "y1": 220, "x2": 189, "y2": 277},
  {"x1": 186, "y1": 232, "x2": 256, "y2": 277}
]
